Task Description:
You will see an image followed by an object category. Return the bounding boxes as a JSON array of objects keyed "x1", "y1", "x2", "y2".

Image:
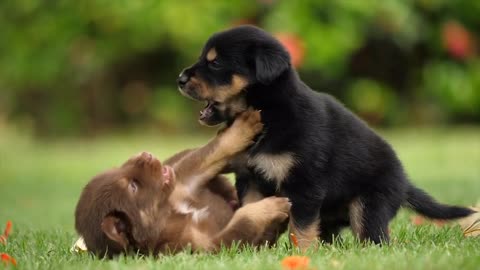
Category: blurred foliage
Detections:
[{"x1": 0, "y1": 0, "x2": 479, "y2": 136}]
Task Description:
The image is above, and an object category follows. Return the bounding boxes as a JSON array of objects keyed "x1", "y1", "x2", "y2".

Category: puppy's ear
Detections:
[
  {"x1": 254, "y1": 45, "x2": 290, "y2": 85},
  {"x1": 101, "y1": 212, "x2": 131, "y2": 250}
]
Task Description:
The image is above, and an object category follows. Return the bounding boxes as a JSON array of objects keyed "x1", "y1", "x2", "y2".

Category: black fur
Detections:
[
  {"x1": 406, "y1": 185, "x2": 474, "y2": 219},
  {"x1": 178, "y1": 25, "x2": 475, "y2": 244}
]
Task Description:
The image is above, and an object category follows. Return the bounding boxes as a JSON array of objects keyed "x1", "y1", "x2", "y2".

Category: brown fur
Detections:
[
  {"x1": 179, "y1": 73, "x2": 248, "y2": 104},
  {"x1": 75, "y1": 110, "x2": 291, "y2": 257}
]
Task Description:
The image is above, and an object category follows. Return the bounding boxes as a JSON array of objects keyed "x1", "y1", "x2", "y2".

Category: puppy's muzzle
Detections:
[{"x1": 177, "y1": 69, "x2": 205, "y2": 101}]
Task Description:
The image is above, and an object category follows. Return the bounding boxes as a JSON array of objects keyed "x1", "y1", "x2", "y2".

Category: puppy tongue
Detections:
[{"x1": 200, "y1": 102, "x2": 214, "y2": 120}]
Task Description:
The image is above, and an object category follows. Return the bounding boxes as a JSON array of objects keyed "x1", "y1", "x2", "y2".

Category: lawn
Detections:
[{"x1": 0, "y1": 126, "x2": 479, "y2": 270}]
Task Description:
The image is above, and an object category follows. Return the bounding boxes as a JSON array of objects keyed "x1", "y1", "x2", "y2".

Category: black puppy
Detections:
[{"x1": 177, "y1": 25, "x2": 474, "y2": 249}]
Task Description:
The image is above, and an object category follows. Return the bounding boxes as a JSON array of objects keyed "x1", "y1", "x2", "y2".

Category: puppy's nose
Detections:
[
  {"x1": 139, "y1": 151, "x2": 161, "y2": 164},
  {"x1": 140, "y1": 151, "x2": 153, "y2": 161},
  {"x1": 177, "y1": 72, "x2": 189, "y2": 88}
]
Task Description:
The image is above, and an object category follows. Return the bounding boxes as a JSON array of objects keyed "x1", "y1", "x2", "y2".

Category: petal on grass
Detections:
[
  {"x1": 289, "y1": 233, "x2": 299, "y2": 248},
  {"x1": 410, "y1": 215, "x2": 447, "y2": 227},
  {"x1": 71, "y1": 237, "x2": 88, "y2": 253},
  {"x1": 281, "y1": 256, "x2": 311, "y2": 270},
  {"x1": 0, "y1": 221, "x2": 12, "y2": 245},
  {"x1": 4, "y1": 221, "x2": 12, "y2": 237},
  {"x1": 1, "y1": 253, "x2": 17, "y2": 267},
  {"x1": 411, "y1": 215, "x2": 426, "y2": 226}
]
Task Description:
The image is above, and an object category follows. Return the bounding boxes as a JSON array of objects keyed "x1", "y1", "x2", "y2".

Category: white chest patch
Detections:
[
  {"x1": 248, "y1": 152, "x2": 298, "y2": 189},
  {"x1": 175, "y1": 202, "x2": 210, "y2": 224}
]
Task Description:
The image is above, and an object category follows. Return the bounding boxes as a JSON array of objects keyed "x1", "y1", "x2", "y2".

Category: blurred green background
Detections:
[{"x1": 1, "y1": 0, "x2": 480, "y2": 137}]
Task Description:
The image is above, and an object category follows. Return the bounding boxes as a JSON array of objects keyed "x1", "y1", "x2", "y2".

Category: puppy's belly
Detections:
[{"x1": 179, "y1": 190, "x2": 234, "y2": 234}]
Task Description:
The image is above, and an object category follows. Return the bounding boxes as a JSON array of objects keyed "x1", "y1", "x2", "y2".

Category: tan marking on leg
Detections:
[
  {"x1": 349, "y1": 198, "x2": 364, "y2": 239},
  {"x1": 206, "y1": 47, "x2": 217, "y2": 61},
  {"x1": 248, "y1": 153, "x2": 297, "y2": 190},
  {"x1": 289, "y1": 217, "x2": 320, "y2": 251}
]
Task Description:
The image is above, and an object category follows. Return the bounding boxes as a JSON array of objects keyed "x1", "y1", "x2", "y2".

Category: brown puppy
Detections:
[{"x1": 75, "y1": 110, "x2": 291, "y2": 257}]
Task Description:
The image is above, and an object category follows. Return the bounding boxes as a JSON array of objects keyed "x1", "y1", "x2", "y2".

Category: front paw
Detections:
[
  {"x1": 221, "y1": 109, "x2": 263, "y2": 154},
  {"x1": 239, "y1": 196, "x2": 291, "y2": 228},
  {"x1": 258, "y1": 196, "x2": 291, "y2": 223},
  {"x1": 233, "y1": 109, "x2": 263, "y2": 140}
]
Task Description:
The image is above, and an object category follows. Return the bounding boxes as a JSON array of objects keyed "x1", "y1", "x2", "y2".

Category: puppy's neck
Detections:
[
  {"x1": 243, "y1": 70, "x2": 305, "y2": 149},
  {"x1": 247, "y1": 70, "x2": 301, "y2": 106}
]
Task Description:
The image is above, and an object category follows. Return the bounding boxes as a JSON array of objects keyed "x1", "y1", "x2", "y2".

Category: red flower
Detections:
[
  {"x1": 1, "y1": 253, "x2": 17, "y2": 267},
  {"x1": 275, "y1": 33, "x2": 306, "y2": 68},
  {"x1": 0, "y1": 221, "x2": 12, "y2": 245},
  {"x1": 4, "y1": 221, "x2": 12, "y2": 237},
  {"x1": 411, "y1": 215, "x2": 426, "y2": 226},
  {"x1": 0, "y1": 221, "x2": 16, "y2": 267},
  {"x1": 442, "y1": 20, "x2": 475, "y2": 60},
  {"x1": 281, "y1": 256, "x2": 311, "y2": 270},
  {"x1": 411, "y1": 215, "x2": 446, "y2": 227}
]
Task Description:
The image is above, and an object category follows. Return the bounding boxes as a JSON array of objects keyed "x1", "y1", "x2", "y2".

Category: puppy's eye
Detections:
[
  {"x1": 129, "y1": 179, "x2": 138, "y2": 193},
  {"x1": 208, "y1": 59, "x2": 222, "y2": 70}
]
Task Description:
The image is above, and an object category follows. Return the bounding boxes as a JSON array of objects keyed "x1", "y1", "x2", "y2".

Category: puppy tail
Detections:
[{"x1": 405, "y1": 184, "x2": 475, "y2": 219}]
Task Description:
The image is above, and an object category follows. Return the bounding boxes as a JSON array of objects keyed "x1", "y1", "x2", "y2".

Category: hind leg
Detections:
[
  {"x1": 288, "y1": 200, "x2": 322, "y2": 250},
  {"x1": 349, "y1": 194, "x2": 401, "y2": 244},
  {"x1": 319, "y1": 222, "x2": 343, "y2": 244}
]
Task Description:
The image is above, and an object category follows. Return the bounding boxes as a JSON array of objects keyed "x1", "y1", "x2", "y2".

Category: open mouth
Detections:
[{"x1": 199, "y1": 101, "x2": 219, "y2": 122}]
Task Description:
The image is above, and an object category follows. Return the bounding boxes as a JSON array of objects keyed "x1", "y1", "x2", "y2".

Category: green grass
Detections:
[{"x1": 0, "y1": 126, "x2": 479, "y2": 270}]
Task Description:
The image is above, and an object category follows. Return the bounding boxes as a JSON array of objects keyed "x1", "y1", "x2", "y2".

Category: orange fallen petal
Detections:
[
  {"x1": 281, "y1": 256, "x2": 310, "y2": 270},
  {"x1": 9, "y1": 257, "x2": 17, "y2": 267},
  {"x1": 433, "y1": 219, "x2": 447, "y2": 227},
  {"x1": 0, "y1": 235, "x2": 6, "y2": 245},
  {"x1": 411, "y1": 215, "x2": 448, "y2": 227},
  {"x1": 4, "y1": 221, "x2": 12, "y2": 237},
  {"x1": 411, "y1": 215, "x2": 425, "y2": 226},
  {"x1": 1, "y1": 253, "x2": 17, "y2": 267},
  {"x1": 290, "y1": 233, "x2": 299, "y2": 247}
]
